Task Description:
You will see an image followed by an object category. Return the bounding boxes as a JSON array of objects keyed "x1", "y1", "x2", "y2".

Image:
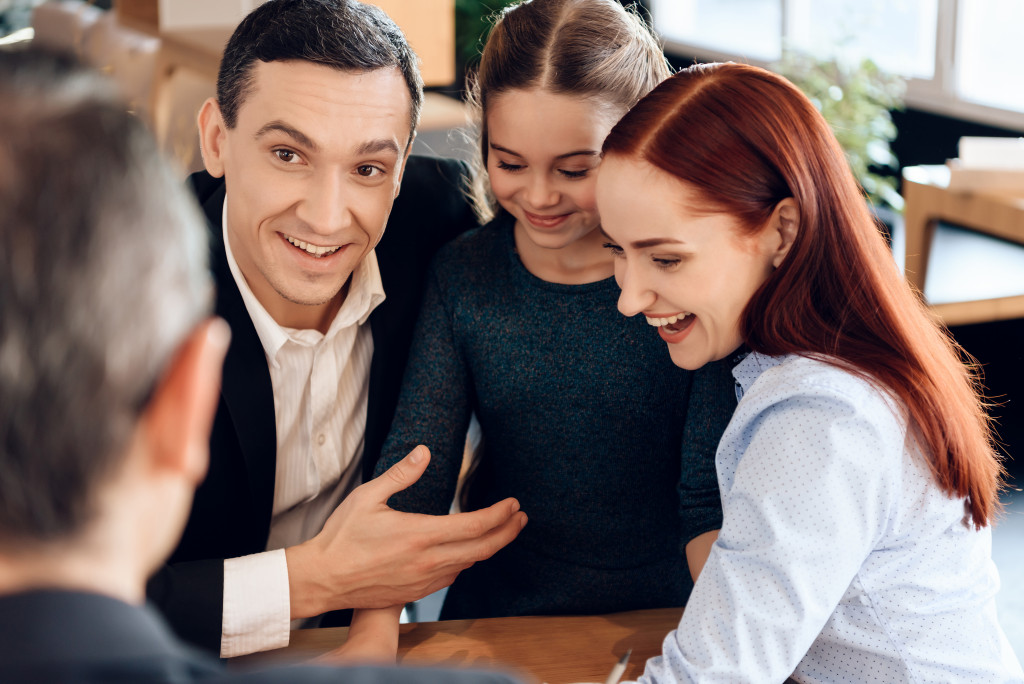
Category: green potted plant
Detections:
[
  {"x1": 774, "y1": 50, "x2": 906, "y2": 214},
  {"x1": 454, "y1": 0, "x2": 518, "y2": 90}
]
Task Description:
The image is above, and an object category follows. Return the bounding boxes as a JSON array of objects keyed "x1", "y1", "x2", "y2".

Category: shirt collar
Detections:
[
  {"x1": 731, "y1": 351, "x2": 789, "y2": 400},
  {"x1": 221, "y1": 197, "x2": 386, "y2": 367}
]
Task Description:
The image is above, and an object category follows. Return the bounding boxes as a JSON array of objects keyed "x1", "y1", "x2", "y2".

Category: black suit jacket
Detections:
[
  {"x1": 147, "y1": 156, "x2": 478, "y2": 651},
  {"x1": 0, "y1": 590, "x2": 521, "y2": 683}
]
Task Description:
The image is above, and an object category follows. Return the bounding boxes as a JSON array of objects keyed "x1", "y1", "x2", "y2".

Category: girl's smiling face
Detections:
[
  {"x1": 596, "y1": 154, "x2": 796, "y2": 370},
  {"x1": 486, "y1": 88, "x2": 621, "y2": 251}
]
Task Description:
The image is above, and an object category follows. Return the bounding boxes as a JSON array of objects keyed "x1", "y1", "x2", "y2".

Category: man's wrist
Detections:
[{"x1": 285, "y1": 541, "x2": 330, "y2": 620}]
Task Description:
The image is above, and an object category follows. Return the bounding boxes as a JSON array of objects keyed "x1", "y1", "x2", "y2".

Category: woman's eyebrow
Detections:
[{"x1": 630, "y1": 238, "x2": 686, "y2": 248}]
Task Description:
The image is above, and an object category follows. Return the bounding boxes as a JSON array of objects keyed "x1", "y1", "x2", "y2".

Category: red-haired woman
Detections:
[{"x1": 596, "y1": 62, "x2": 1023, "y2": 682}]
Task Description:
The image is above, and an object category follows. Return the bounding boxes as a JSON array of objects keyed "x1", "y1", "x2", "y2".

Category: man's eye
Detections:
[
  {"x1": 357, "y1": 165, "x2": 383, "y2": 177},
  {"x1": 274, "y1": 149, "x2": 299, "y2": 163}
]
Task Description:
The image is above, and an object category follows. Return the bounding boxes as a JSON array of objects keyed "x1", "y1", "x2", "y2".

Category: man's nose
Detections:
[{"x1": 298, "y1": 170, "x2": 351, "y2": 235}]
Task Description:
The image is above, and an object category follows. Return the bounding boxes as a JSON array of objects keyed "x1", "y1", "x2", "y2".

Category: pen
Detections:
[{"x1": 603, "y1": 648, "x2": 632, "y2": 684}]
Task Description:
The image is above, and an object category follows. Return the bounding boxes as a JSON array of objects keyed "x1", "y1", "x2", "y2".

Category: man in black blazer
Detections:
[
  {"x1": 0, "y1": 47, "x2": 521, "y2": 684},
  {"x1": 145, "y1": 0, "x2": 527, "y2": 658}
]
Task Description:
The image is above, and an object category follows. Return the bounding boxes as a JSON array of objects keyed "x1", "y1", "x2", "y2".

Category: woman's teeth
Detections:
[
  {"x1": 285, "y1": 235, "x2": 341, "y2": 257},
  {"x1": 645, "y1": 313, "x2": 689, "y2": 327}
]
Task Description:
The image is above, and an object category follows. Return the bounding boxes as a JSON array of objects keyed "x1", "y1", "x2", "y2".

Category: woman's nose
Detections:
[{"x1": 615, "y1": 261, "x2": 656, "y2": 317}]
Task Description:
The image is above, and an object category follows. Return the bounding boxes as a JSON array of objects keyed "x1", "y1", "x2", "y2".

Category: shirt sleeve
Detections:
[
  {"x1": 374, "y1": 260, "x2": 474, "y2": 515},
  {"x1": 641, "y1": 385, "x2": 899, "y2": 683},
  {"x1": 220, "y1": 549, "x2": 291, "y2": 657}
]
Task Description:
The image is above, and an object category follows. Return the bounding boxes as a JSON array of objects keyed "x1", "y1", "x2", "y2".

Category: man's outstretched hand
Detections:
[{"x1": 285, "y1": 445, "x2": 527, "y2": 619}]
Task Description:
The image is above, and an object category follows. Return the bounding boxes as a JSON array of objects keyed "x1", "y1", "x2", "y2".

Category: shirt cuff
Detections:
[{"x1": 221, "y1": 549, "x2": 291, "y2": 657}]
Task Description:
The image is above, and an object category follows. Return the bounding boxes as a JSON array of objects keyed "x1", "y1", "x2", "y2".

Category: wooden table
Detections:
[
  {"x1": 238, "y1": 607, "x2": 683, "y2": 683},
  {"x1": 902, "y1": 165, "x2": 1024, "y2": 325}
]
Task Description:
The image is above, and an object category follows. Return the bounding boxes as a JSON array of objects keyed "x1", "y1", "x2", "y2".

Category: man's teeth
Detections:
[
  {"x1": 285, "y1": 235, "x2": 341, "y2": 257},
  {"x1": 645, "y1": 313, "x2": 689, "y2": 327}
]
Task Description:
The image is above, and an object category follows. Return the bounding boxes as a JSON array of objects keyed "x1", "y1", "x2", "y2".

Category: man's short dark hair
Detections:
[
  {"x1": 0, "y1": 48, "x2": 211, "y2": 547},
  {"x1": 216, "y1": 0, "x2": 424, "y2": 141}
]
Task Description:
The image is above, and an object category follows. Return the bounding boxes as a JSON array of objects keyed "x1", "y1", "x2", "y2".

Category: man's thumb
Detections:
[{"x1": 375, "y1": 445, "x2": 431, "y2": 500}]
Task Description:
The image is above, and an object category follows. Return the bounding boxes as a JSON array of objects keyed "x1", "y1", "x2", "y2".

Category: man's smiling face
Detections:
[{"x1": 200, "y1": 59, "x2": 412, "y2": 331}]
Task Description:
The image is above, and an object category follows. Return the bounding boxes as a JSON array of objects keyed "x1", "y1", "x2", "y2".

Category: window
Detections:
[
  {"x1": 653, "y1": 0, "x2": 781, "y2": 62},
  {"x1": 650, "y1": 0, "x2": 1024, "y2": 131},
  {"x1": 957, "y1": 0, "x2": 1024, "y2": 114}
]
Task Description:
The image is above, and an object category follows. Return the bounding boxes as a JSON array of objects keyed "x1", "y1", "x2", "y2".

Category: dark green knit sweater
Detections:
[{"x1": 376, "y1": 211, "x2": 736, "y2": 619}]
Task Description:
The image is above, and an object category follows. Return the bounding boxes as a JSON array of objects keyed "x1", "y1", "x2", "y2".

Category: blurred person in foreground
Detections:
[{"x1": 0, "y1": 47, "x2": 522, "y2": 684}]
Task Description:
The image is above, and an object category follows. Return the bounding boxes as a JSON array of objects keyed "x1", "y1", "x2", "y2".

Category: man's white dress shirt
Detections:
[
  {"x1": 639, "y1": 352, "x2": 1024, "y2": 683},
  {"x1": 219, "y1": 200, "x2": 386, "y2": 657}
]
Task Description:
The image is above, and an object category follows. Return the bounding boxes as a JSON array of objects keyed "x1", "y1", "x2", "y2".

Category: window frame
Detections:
[{"x1": 653, "y1": 0, "x2": 1024, "y2": 132}]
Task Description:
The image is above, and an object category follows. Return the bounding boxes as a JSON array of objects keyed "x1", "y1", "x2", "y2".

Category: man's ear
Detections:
[
  {"x1": 394, "y1": 133, "x2": 415, "y2": 199},
  {"x1": 140, "y1": 318, "x2": 231, "y2": 485},
  {"x1": 197, "y1": 98, "x2": 228, "y2": 179},
  {"x1": 768, "y1": 197, "x2": 800, "y2": 269}
]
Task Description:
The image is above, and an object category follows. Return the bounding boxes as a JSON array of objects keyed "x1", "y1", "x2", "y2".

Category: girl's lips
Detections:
[{"x1": 523, "y1": 210, "x2": 571, "y2": 229}]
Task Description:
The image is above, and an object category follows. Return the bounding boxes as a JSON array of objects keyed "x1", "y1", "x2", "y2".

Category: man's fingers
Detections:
[
  {"x1": 434, "y1": 509, "x2": 528, "y2": 568},
  {"x1": 367, "y1": 445, "x2": 431, "y2": 501},
  {"x1": 430, "y1": 497, "x2": 525, "y2": 544}
]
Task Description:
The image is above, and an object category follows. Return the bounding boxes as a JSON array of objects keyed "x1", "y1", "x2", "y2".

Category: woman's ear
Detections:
[
  {"x1": 197, "y1": 98, "x2": 227, "y2": 178},
  {"x1": 769, "y1": 197, "x2": 800, "y2": 268}
]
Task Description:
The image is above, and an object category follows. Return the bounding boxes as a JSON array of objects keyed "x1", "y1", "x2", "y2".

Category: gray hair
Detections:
[{"x1": 0, "y1": 48, "x2": 213, "y2": 546}]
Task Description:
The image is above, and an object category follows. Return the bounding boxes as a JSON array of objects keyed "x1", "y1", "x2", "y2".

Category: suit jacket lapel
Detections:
[
  {"x1": 365, "y1": 312, "x2": 391, "y2": 482},
  {"x1": 202, "y1": 181, "x2": 277, "y2": 530}
]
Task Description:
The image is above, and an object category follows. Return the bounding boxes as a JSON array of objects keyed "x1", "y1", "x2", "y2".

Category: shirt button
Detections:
[{"x1": 317, "y1": 434, "x2": 326, "y2": 446}]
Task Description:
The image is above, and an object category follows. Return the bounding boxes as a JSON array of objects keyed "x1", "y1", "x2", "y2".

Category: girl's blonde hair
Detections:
[{"x1": 467, "y1": 0, "x2": 671, "y2": 222}]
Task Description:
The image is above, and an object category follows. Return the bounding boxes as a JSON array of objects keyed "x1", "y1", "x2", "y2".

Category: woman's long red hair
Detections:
[{"x1": 604, "y1": 62, "x2": 1003, "y2": 527}]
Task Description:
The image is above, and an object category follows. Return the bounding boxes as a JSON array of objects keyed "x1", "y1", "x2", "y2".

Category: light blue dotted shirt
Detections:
[{"x1": 638, "y1": 352, "x2": 1024, "y2": 683}]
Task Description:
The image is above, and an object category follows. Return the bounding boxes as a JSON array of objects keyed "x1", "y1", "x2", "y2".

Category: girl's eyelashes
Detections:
[{"x1": 494, "y1": 159, "x2": 592, "y2": 179}]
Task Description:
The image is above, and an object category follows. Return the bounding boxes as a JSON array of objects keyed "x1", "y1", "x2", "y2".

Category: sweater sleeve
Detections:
[
  {"x1": 677, "y1": 357, "x2": 736, "y2": 549},
  {"x1": 374, "y1": 259, "x2": 475, "y2": 516}
]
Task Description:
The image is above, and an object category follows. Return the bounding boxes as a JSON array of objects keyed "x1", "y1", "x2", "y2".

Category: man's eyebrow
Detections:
[
  {"x1": 254, "y1": 121, "x2": 318, "y2": 152},
  {"x1": 356, "y1": 139, "x2": 401, "y2": 157},
  {"x1": 253, "y1": 125, "x2": 400, "y2": 159}
]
